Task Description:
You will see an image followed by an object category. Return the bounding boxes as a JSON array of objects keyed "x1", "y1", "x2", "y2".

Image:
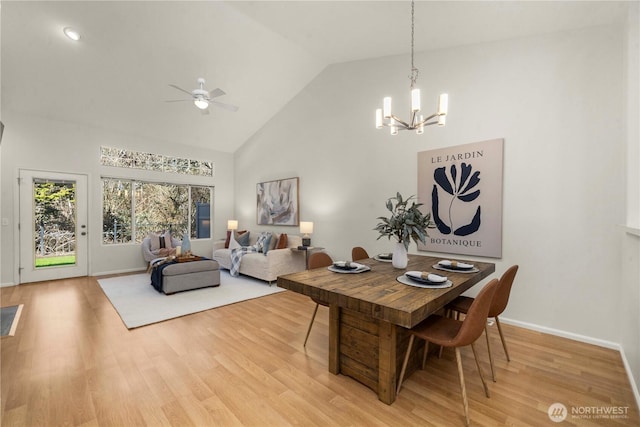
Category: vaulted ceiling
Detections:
[{"x1": 1, "y1": 1, "x2": 629, "y2": 153}]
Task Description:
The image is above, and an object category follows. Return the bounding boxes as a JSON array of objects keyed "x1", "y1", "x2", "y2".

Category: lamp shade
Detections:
[
  {"x1": 227, "y1": 220, "x2": 238, "y2": 230},
  {"x1": 300, "y1": 221, "x2": 314, "y2": 235}
]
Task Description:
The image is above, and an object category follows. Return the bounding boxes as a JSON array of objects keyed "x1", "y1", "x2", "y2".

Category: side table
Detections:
[{"x1": 290, "y1": 246, "x2": 325, "y2": 269}]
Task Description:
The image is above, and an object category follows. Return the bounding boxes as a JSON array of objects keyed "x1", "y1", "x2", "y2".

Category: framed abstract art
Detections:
[{"x1": 256, "y1": 177, "x2": 299, "y2": 226}]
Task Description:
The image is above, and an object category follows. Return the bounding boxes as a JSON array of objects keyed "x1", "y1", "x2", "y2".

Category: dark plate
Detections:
[
  {"x1": 332, "y1": 263, "x2": 358, "y2": 271},
  {"x1": 405, "y1": 273, "x2": 446, "y2": 285}
]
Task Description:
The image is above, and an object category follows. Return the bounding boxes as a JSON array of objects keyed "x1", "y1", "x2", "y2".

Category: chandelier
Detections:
[{"x1": 375, "y1": 1, "x2": 448, "y2": 135}]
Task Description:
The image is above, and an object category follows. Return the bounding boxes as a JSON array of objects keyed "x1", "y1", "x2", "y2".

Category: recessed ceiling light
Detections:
[{"x1": 63, "y1": 27, "x2": 81, "y2": 41}]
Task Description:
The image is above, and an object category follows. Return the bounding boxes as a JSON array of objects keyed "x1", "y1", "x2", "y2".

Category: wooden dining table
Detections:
[{"x1": 277, "y1": 254, "x2": 495, "y2": 405}]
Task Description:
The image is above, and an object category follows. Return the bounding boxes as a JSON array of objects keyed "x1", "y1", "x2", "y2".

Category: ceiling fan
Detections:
[{"x1": 166, "y1": 78, "x2": 239, "y2": 115}]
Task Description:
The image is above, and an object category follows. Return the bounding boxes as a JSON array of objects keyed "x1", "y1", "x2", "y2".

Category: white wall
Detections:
[
  {"x1": 236, "y1": 25, "x2": 628, "y2": 346},
  {"x1": 620, "y1": 1, "x2": 640, "y2": 401},
  {"x1": 0, "y1": 112, "x2": 234, "y2": 285}
]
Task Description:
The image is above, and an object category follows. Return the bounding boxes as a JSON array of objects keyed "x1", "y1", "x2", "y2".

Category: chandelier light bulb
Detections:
[
  {"x1": 383, "y1": 97, "x2": 392, "y2": 119},
  {"x1": 375, "y1": 109, "x2": 383, "y2": 129},
  {"x1": 411, "y1": 88, "x2": 421, "y2": 112},
  {"x1": 438, "y1": 93, "x2": 448, "y2": 116},
  {"x1": 390, "y1": 118, "x2": 398, "y2": 135}
]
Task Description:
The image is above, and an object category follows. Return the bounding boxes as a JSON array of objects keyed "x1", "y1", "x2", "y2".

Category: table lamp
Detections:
[
  {"x1": 227, "y1": 220, "x2": 238, "y2": 241},
  {"x1": 300, "y1": 221, "x2": 313, "y2": 247}
]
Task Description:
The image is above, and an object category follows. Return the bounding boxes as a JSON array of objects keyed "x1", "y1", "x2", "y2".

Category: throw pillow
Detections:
[
  {"x1": 255, "y1": 231, "x2": 271, "y2": 253},
  {"x1": 268, "y1": 233, "x2": 278, "y2": 251},
  {"x1": 149, "y1": 231, "x2": 173, "y2": 251},
  {"x1": 148, "y1": 232, "x2": 161, "y2": 251},
  {"x1": 276, "y1": 233, "x2": 288, "y2": 249},
  {"x1": 263, "y1": 233, "x2": 273, "y2": 255},
  {"x1": 225, "y1": 230, "x2": 247, "y2": 248},
  {"x1": 162, "y1": 231, "x2": 173, "y2": 249},
  {"x1": 237, "y1": 231, "x2": 251, "y2": 246},
  {"x1": 229, "y1": 234, "x2": 241, "y2": 250}
]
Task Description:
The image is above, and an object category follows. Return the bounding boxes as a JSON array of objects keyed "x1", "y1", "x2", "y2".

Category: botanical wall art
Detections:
[
  {"x1": 417, "y1": 139, "x2": 504, "y2": 258},
  {"x1": 256, "y1": 177, "x2": 299, "y2": 226}
]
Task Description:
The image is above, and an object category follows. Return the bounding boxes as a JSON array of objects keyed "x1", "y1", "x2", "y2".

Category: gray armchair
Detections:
[{"x1": 142, "y1": 235, "x2": 181, "y2": 271}]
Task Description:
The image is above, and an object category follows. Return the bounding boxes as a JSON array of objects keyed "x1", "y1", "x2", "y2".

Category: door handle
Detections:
[{"x1": 81, "y1": 232, "x2": 87, "y2": 236}]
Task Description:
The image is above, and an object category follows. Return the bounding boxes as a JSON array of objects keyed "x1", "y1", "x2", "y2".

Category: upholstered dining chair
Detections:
[
  {"x1": 351, "y1": 246, "x2": 369, "y2": 261},
  {"x1": 446, "y1": 265, "x2": 519, "y2": 382},
  {"x1": 304, "y1": 252, "x2": 334, "y2": 347},
  {"x1": 396, "y1": 278, "x2": 500, "y2": 427}
]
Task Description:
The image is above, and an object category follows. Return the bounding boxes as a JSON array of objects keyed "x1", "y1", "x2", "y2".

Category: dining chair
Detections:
[
  {"x1": 351, "y1": 246, "x2": 369, "y2": 261},
  {"x1": 446, "y1": 265, "x2": 519, "y2": 382},
  {"x1": 396, "y1": 278, "x2": 500, "y2": 427},
  {"x1": 303, "y1": 252, "x2": 334, "y2": 347}
]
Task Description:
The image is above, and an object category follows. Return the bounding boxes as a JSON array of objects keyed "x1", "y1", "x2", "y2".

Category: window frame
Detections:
[{"x1": 101, "y1": 176, "x2": 214, "y2": 245}]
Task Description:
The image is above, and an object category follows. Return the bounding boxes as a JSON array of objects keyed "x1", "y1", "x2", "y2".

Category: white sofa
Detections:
[{"x1": 212, "y1": 232, "x2": 306, "y2": 283}]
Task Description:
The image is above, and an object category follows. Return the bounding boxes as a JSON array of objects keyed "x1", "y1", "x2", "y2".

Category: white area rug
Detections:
[{"x1": 98, "y1": 271, "x2": 284, "y2": 329}]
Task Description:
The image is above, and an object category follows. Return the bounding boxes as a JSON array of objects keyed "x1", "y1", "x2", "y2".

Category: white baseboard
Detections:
[
  {"x1": 1, "y1": 281, "x2": 17, "y2": 288},
  {"x1": 91, "y1": 267, "x2": 146, "y2": 277},
  {"x1": 620, "y1": 346, "x2": 640, "y2": 412},
  {"x1": 501, "y1": 317, "x2": 640, "y2": 411},
  {"x1": 500, "y1": 317, "x2": 620, "y2": 349}
]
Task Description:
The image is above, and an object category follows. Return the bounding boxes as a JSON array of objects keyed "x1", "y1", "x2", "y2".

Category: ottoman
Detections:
[{"x1": 160, "y1": 259, "x2": 220, "y2": 294}]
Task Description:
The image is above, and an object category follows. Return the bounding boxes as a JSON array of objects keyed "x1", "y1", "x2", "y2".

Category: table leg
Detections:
[
  {"x1": 378, "y1": 321, "x2": 397, "y2": 404},
  {"x1": 329, "y1": 304, "x2": 340, "y2": 374}
]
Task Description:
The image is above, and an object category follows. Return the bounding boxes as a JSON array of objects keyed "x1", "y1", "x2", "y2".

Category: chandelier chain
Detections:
[{"x1": 409, "y1": 0, "x2": 419, "y2": 88}]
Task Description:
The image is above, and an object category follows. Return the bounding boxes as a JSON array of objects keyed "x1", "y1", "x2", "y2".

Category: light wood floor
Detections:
[{"x1": 1, "y1": 275, "x2": 638, "y2": 426}]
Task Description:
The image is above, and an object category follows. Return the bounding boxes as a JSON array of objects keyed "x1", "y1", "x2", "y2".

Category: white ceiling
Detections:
[{"x1": 1, "y1": 1, "x2": 629, "y2": 153}]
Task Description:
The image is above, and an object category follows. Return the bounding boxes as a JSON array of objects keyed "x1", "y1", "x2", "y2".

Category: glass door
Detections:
[{"x1": 19, "y1": 170, "x2": 88, "y2": 283}]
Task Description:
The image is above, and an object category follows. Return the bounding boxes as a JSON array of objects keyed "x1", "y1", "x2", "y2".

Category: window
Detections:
[
  {"x1": 100, "y1": 146, "x2": 214, "y2": 177},
  {"x1": 102, "y1": 178, "x2": 212, "y2": 244}
]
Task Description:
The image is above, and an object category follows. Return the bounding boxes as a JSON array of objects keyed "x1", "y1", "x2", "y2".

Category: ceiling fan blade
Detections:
[
  {"x1": 168, "y1": 84, "x2": 193, "y2": 96},
  {"x1": 210, "y1": 100, "x2": 239, "y2": 112},
  {"x1": 165, "y1": 99, "x2": 191, "y2": 103},
  {"x1": 209, "y1": 88, "x2": 225, "y2": 98}
]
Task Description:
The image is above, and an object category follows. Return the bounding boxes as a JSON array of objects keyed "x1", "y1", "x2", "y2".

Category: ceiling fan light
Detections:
[
  {"x1": 194, "y1": 98, "x2": 209, "y2": 110},
  {"x1": 63, "y1": 27, "x2": 81, "y2": 41}
]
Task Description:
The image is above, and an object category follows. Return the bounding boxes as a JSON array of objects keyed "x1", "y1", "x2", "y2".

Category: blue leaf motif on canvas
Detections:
[{"x1": 431, "y1": 162, "x2": 482, "y2": 236}]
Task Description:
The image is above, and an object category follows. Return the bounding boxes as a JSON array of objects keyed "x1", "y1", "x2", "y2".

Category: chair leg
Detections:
[
  {"x1": 422, "y1": 341, "x2": 430, "y2": 369},
  {"x1": 495, "y1": 316, "x2": 510, "y2": 361},
  {"x1": 396, "y1": 335, "x2": 415, "y2": 396},
  {"x1": 485, "y1": 324, "x2": 496, "y2": 382},
  {"x1": 471, "y1": 342, "x2": 490, "y2": 398},
  {"x1": 303, "y1": 303, "x2": 320, "y2": 347},
  {"x1": 438, "y1": 309, "x2": 455, "y2": 359},
  {"x1": 454, "y1": 347, "x2": 470, "y2": 427}
]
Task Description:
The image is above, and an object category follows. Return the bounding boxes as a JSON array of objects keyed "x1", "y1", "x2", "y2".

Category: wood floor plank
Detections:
[{"x1": 1, "y1": 276, "x2": 638, "y2": 426}]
